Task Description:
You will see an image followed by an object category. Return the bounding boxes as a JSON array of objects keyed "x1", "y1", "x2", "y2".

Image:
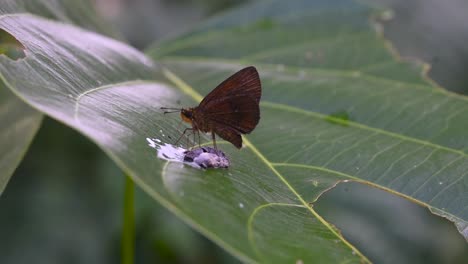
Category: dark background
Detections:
[{"x1": 0, "y1": 0, "x2": 467, "y2": 263}]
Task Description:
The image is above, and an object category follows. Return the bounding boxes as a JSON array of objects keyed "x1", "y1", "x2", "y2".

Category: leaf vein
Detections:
[
  {"x1": 261, "y1": 101, "x2": 468, "y2": 158},
  {"x1": 73, "y1": 79, "x2": 153, "y2": 121}
]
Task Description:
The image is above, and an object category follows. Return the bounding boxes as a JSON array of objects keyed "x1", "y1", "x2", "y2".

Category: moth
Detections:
[{"x1": 162, "y1": 66, "x2": 261, "y2": 149}]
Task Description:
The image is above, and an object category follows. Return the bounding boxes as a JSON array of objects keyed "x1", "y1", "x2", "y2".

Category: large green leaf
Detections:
[
  {"x1": 0, "y1": 0, "x2": 115, "y2": 195},
  {"x1": 0, "y1": 0, "x2": 466, "y2": 263},
  {"x1": 148, "y1": 0, "x2": 468, "y2": 241}
]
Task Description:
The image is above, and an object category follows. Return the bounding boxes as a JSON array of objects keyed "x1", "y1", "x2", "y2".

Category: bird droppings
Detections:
[
  {"x1": 146, "y1": 138, "x2": 158, "y2": 148},
  {"x1": 239, "y1": 202, "x2": 244, "y2": 208},
  {"x1": 146, "y1": 137, "x2": 229, "y2": 169},
  {"x1": 183, "y1": 147, "x2": 230, "y2": 169}
]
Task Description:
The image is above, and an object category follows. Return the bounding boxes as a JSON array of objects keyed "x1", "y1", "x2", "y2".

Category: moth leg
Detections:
[
  {"x1": 186, "y1": 129, "x2": 197, "y2": 149},
  {"x1": 197, "y1": 130, "x2": 201, "y2": 147},
  {"x1": 187, "y1": 131, "x2": 191, "y2": 149},
  {"x1": 212, "y1": 132, "x2": 217, "y2": 150},
  {"x1": 175, "y1": 127, "x2": 193, "y2": 147},
  {"x1": 191, "y1": 130, "x2": 196, "y2": 149}
]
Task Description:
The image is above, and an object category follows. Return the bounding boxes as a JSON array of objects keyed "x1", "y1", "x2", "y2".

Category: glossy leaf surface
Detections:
[{"x1": 0, "y1": 0, "x2": 115, "y2": 195}]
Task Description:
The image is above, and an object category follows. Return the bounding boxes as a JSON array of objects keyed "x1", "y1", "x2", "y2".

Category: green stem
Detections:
[{"x1": 122, "y1": 174, "x2": 135, "y2": 264}]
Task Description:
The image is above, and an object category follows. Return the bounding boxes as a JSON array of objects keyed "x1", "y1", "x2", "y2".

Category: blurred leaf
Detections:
[
  {"x1": 0, "y1": 84, "x2": 41, "y2": 194},
  {"x1": 373, "y1": 0, "x2": 468, "y2": 94},
  {"x1": 0, "y1": 0, "x2": 467, "y2": 263}
]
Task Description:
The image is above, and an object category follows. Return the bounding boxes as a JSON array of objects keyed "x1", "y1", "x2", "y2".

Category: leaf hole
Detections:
[{"x1": 0, "y1": 28, "x2": 26, "y2": 60}]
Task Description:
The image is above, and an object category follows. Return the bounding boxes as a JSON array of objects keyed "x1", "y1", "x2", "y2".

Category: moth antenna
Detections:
[
  {"x1": 163, "y1": 110, "x2": 180, "y2": 114},
  {"x1": 160, "y1": 107, "x2": 181, "y2": 114}
]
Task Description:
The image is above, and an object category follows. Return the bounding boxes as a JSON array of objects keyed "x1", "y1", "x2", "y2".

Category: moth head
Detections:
[{"x1": 180, "y1": 108, "x2": 194, "y2": 124}]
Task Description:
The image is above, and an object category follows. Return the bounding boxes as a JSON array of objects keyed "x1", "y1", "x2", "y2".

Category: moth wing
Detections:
[
  {"x1": 203, "y1": 95, "x2": 260, "y2": 134},
  {"x1": 214, "y1": 126, "x2": 243, "y2": 149},
  {"x1": 198, "y1": 66, "x2": 261, "y2": 110},
  {"x1": 196, "y1": 66, "x2": 261, "y2": 148}
]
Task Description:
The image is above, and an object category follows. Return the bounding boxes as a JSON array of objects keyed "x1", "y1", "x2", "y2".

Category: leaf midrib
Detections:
[
  {"x1": 73, "y1": 79, "x2": 156, "y2": 121},
  {"x1": 162, "y1": 67, "x2": 370, "y2": 262},
  {"x1": 261, "y1": 101, "x2": 468, "y2": 157}
]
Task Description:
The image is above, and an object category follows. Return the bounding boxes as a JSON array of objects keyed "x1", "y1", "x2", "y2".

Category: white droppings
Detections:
[
  {"x1": 296, "y1": 260, "x2": 304, "y2": 264},
  {"x1": 439, "y1": 181, "x2": 443, "y2": 185},
  {"x1": 147, "y1": 137, "x2": 229, "y2": 169},
  {"x1": 159, "y1": 129, "x2": 163, "y2": 133},
  {"x1": 156, "y1": 142, "x2": 186, "y2": 162},
  {"x1": 352, "y1": 251, "x2": 356, "y2": 255},
  {"x1": 146, "y1": 137, "x2": 158, "y2": 149},
  {"x1": 228, "y1": 172, "x2": 233, "y2": 176},
  {"x1": 239, "y1": 202, "x2": 244, "y2": 208},
  {"x1": 192, "y1": 151, "x2": 230, "y2": 168},
  {"x1": 311, "y1": 180, "x2": 319, "y2": 187}
]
